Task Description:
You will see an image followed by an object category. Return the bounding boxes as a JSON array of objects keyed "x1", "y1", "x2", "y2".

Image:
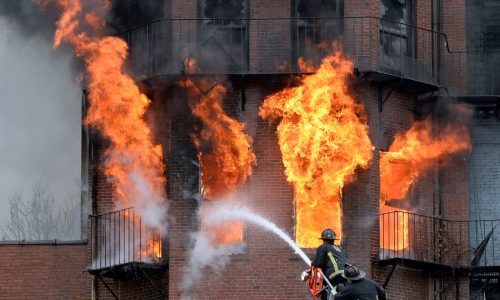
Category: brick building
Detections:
[{"x1": 1, "y1": 0, "x2": 499, "y2": 299}]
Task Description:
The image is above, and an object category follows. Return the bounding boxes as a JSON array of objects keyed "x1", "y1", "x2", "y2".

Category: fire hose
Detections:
[{"x1": 301, "y1": 266, "x2": 338, "y2": 299}]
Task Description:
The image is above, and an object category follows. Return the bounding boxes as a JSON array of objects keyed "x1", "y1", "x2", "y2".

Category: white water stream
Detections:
[{"x1": 203, "y1": 206, "x2": 311, "y2": 265}]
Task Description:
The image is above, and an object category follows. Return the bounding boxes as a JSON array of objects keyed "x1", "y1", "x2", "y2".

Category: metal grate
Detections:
[
  {"x1": 380, "y1": 211, "x2": 500, "y2": 268},
  {"x1": 117, "y1": 16, "x2": 443, "y2": 85},
  {"x1": 89, "y1": 207, "x2": 162, "y2": 270}
]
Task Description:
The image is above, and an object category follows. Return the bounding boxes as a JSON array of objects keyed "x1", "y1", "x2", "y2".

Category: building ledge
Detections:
[
  {"x1": 358, "y1": 69, "x2": 439, "y2": 94},
  {"x1": 88, "y1": 260, "x2": 168, "y2": 279},
  {"x1": 378, "y1": 257, "x2": 453, "y2": 273},
  {"x1": 0, "y1": 239, "x2": 88, "y2": 245}
]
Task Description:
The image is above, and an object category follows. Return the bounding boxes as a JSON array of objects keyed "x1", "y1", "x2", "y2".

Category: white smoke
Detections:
[
  {"x1": 0, "y1": 16, "x2": 81, "y2": 236},
  {"x1": 181, "y1": 199, "x2": 311, "y2": 299},
  {"x1": 181, "y1": 229, "x2": 245, "y2": 296}
]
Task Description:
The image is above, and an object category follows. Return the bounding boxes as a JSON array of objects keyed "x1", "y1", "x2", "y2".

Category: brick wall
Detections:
[
  {"x1": 0, "y1": 243, "x2": 89, "y2": 300},
  {"x1": 441, "y1": 0, "x2": 467, "y2": 94},
  {"x1": 468, "y1": 118, "x2": 500, "y2": 265},
  {"x1": 168, "y1": 76, "x2": 311, "y2": 299}
]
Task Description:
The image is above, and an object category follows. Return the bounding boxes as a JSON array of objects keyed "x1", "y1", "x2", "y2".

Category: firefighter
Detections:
[
  {"x1": 333, "y1": 264, "x2": 386, "y2": 300},
  {"x1": 311, "y1": 228, "x2": 348, "y2": 299}
]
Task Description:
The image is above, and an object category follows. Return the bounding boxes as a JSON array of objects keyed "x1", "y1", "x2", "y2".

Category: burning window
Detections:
[
  {"x1": 259, "y1": 53, "x2": 373, "y2": 249},
  {"x1": 186, "y1": 78, "x2": 255, "y2": 247},
  {"x1": 379, "y1": 0, "x2": 415, "y2": 72},
  {"x1": 379, "y1": 119, "x2": 471, "y2": 255},
  {"x1": 292, "y1": 0, "x2": 343, "y2": 71},
  {"x1": 195, "y1": 0, "x2": 248, "y2": 72},
  {"x1": 295, "y1": 194, "x2": 342, "y2": 249},
  {"x1": 199, "y1": 173, "x2": 246, "y2": 246}
]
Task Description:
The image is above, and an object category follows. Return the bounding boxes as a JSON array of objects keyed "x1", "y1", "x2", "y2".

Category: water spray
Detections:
[{"x1": 202, "y1": 206, "x2": 336, "y2": 291}]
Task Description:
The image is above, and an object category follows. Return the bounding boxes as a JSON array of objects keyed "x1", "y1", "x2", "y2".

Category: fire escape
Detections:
[
  {"x1": 87, "y1": 207, "x2": 167, "y2": 299},
  {"x1": 379, "y1": 211, "x2": 500, "y2": 296}
]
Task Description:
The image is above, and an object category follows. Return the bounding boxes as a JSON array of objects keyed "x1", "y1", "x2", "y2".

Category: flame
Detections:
[
  {"x1": 205, "y1": 220, "x2": 244, "y2": 245},
  {"x1": 298, "y1": 57, "x2": 315, "y2": 73},
  {"x1": 259, "y1": 51, "x2": 373, "y2": 248},
  {"x1": 184, "y1": 79, "x2": 256, "y2": 199},
  {"x1": 138, "y1": 237, "x2": 162, "y2": 259},
  {"x1": 38, "y1": 0, "x2": 166, "y2": 256},
  {"x1": 182, "y1": 71, "x2": 255, "y2": 245},
  {"x1": 379, "y1": 205, "x2": 409, "y2": 251},
  {"x1": 380, "y1": 120, "x2": 470, "y2": 201},
  {"x1": 379, "y1": 119, "x2": 470, "y2": 251}
]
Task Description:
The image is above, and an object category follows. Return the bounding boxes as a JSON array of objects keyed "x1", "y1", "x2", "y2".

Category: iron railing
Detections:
[
  {"x1": 380, "y1": 211, "x2": 500, "y2": 268},
  {"x1": 89, "y1": 207, "x2": 162, "y2": 270},
  {"x1": 118, "y1": 17, "x2": 443, "y2": 86}
]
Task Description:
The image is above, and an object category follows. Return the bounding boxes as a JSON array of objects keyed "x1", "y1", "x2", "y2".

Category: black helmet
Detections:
[
  {"x1": 319, "y1": 228, "x2": 336, "y2": 240},
  {"x1": 341, "y1": 264, "x2": 366, "y2": 280}
]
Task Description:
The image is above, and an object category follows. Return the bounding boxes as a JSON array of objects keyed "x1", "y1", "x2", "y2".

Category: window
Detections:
[
  {"x1": 198, "y1": 162, "x2": 246, "y2": 249},
  {"x1": 195, "y1": 0, "x2": 248, "y2": 72},
  {"x1": 292, "y1": 0, "x2": 344, "y2": 71},
  {"x1": 379, "y1": 0, "x2": 415, "y2": 74}
]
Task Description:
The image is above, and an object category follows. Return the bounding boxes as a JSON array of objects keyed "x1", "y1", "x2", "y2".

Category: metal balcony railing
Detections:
[
  {"x1": 380, "y1": 211, "x2": 500, "y2": 268},
  {"x1": 118, "y1": 17, "x2": 442, "y2": 86},
  {"x1": 89, "y1": 207, "x2": 163, "y2": 270}
]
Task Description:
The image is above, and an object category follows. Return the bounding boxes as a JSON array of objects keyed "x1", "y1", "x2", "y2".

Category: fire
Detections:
[
  {"x1": 298, "y1": 57, "x2": 315, "y2": 73},
  {"x1": 259, "y1": 51, "x2": 373, "y2": 248},
  {"x1": 38, "y1": 0, "x2": 166, "y2": 256},
  {"x1": 380, "y1": 120, "x2": 471, "y2": 201},
  {"x1": 379, "y1": 119, "x2": 470, "y2": 251},
  {"x1": 379, "y1": 205, "x2": 409, "y2": 251},
  {"x1": 138, "y1": 237, "x2": 162, "y2": 259},
  {"x1": 185, "y1": 79, "x2": 256, "y2": 198},
  {"x1": 182, "y1": 74, "x2": 255, "y2": 245}
]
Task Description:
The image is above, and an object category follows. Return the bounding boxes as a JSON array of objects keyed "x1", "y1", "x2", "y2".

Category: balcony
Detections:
[
  {"x1": 119, "y1": 17, "x2": 441, "y2": 93},
  {"x1": 88, "y1": 207, "x2": 166, "y2": 278},
  {"x1": 379, "y1": 211, "x2": 500, "y2": 276}
]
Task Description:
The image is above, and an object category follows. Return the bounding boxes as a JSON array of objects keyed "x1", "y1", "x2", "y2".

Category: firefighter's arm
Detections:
[
  {"x1": 311, "y1": 246, "x2": 325, "y2": 267},
  {"x1": 333, "y1": 286, "x2": 352, "y2": 300}
]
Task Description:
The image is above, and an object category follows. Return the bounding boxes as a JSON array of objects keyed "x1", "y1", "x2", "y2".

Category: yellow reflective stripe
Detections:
[
  {"x1": 327, "y1": 252, "x2": 339, "y2": 272},
  {"x1": 328, "y1": 269, "x2": 344, "y2": 279},
  {"x1": 327, "y1": 251, "x2": 344, "y2": 279}
]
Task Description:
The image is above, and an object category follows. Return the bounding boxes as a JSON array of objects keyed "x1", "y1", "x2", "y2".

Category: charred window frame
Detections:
[
  {"x1": 196, "y1": 0, "x2": 249, "y2": 73},
  {"x1": 379, "y1": 0, "x2": 416, "y2": 73},
  {"x1": 292, "y1": 0, "x2": 344, "y2": 71}
]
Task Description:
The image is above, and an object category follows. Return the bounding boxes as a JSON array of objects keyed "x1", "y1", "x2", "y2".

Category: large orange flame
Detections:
[
  {"x1": 183, "y1": 77, "x2": 255, "y2": 245},
  {"x1": 185, "y1": 80, "x2": 256, "y2": 198},
  {"x1": 380, "y1": 120, "x2": 470, "y2": 201},
  {"x1": 38, "y1": 0, "x2": 166, "y2": 257},
  {"x1": 379, "y1": 119, "x2": 470, "y2": 251},
  {"x1": 259, "y1": 52, "x2": 373, "y2": 248}
]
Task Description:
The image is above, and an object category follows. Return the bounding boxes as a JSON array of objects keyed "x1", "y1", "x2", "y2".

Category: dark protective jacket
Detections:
[
  {"x1": 311, "y1": 243, "x2": 348, "y2": 281},
  {"x1": 333, "y1": 278, "x2": 387, "y2": 300}
]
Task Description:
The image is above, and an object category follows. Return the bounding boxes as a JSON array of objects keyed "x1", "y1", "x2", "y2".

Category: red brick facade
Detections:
[
  {"x1": 0, "y1": 0, "x2": 475, "y2": 299},
  {"x1": 0, "y1": 243, "x2": 89, "y2": 300}
]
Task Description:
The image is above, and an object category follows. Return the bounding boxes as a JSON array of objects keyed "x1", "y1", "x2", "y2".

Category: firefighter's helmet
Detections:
[
  {"x1": 319, "y1": 228, "x2": 336, "y2": 240},
  {"x1": 341, "y1": 264, "x2": 366, "y2": 280}
]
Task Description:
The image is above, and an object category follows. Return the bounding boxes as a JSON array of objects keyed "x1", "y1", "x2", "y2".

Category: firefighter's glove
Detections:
[{"x1": 335, "y1": 283, "x2": 345, "y2": 292}]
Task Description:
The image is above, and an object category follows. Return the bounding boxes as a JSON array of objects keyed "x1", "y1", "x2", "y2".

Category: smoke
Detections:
[
  {"x1": 181, "y1": 198, "x2": 311, "y2": 299},
  {"x1": 0, "y1": 1, "x2": 59, "y2": 39},
  {"x1": 181, "y1": 229, "x2": 245, "y2": 298},
  {"x1": 0, "y1": 15, "x2": 81, "y2": 235},
  {"x1": 107, "y1": 0, "x2": 165, "y2": 33}
]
